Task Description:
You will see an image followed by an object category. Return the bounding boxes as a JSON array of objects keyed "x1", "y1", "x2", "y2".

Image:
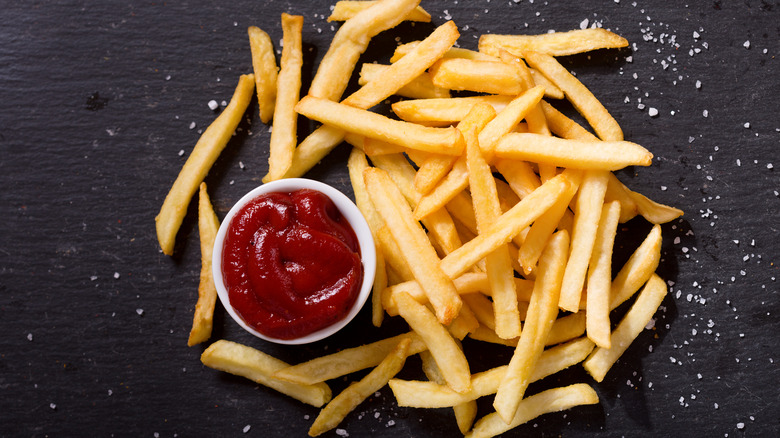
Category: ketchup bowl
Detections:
[{"x1": 212, "y1": 178, "x2": 376, "y2": 345}]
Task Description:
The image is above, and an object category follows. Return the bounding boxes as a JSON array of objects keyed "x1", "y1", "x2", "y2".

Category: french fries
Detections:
[
  {"x1": 201, "y1": 340, "x2": 331, "y2": 407},
  {"x1": 155, "y1": 73, "x2": 254, "y2": 255},
  {"x1": 161, "y1": 4, "x2": 684, "y2": 436},
  {"x1": 309, "y1": 338, "x2": 411, "y2": 436}
]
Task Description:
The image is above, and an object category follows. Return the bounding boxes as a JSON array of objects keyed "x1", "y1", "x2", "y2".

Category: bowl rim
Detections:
[{"x1": 211, "y1": 178, "x2": 376, "y2": 345}]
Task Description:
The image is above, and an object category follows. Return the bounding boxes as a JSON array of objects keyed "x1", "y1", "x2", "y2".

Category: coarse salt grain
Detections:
[
  {"x1": 208, "y1": 100, "x2": 219, "y2": 111},
  {"x1": 243, "y1": 425, "x2": 251, "y2": 433},
  {"x1": 648, "y1": 107, "x2": 659, "y2": 117}
]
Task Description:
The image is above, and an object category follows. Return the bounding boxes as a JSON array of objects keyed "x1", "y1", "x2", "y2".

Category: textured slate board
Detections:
[{"x1": 1, "y1": 1, "x2": 779, "y2": 436}]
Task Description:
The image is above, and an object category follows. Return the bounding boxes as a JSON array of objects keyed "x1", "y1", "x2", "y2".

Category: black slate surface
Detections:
[{"x1": 2, "y1": 1, "x2": 779, "y2": 436}]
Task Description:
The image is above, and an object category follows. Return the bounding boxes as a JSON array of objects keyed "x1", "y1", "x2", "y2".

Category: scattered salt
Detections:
[{"x1": 208, "y1": 100, "x2": 219, "y2": 111}]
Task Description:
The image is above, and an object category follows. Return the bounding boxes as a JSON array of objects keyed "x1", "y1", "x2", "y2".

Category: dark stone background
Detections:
[{"x1": 2, "y1": 1, "x2": 778, "y2": 436}]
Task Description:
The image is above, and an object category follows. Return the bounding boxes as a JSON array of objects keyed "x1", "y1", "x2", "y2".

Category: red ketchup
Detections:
[{"x1": 221, "y1": 189, "x2": 363, "y2": 340}]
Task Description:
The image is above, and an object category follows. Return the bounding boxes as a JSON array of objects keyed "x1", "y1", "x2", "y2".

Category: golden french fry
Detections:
[
  {"x1": 364, "y1": 168, "x2": 462, "y2": 324},
  {"x1": 263, "y1": 14, "x2": 303, "y2": 182},
  {"x1": 413, "y1": 156, "x2": 469, "y2": 220},
  {"x1": 558, "y1": 170, "x2": 610, "y2": 312},
  {"x1": 610, "y1": 224, "x2": 662, "y2": 310},
  {"x1": 391, "y1": 337, "x2": 595, "y2": 408},
  {"x1": 392, "y1": 95, "x2": 513, "y2": 125},
  {"x1": 309, "y1": 338, "x2": 411, "y2": 436},
  {"x1": 493, "y1": 133, "x2": 653, "y2": 170},
  {"x1": 155, "y1": 74, "x2": 254, "y2": 255},
  {"x1": 376, "y1": 225, "x2": 415, "y2": 282},
  {"x1": 359, "y1": 63, "x2": 450, "y2": 99},
  {"x1": 187, "y1": 183, "x2": 220, "y2": 346},
  {"x1": 524, "y1": 50, "x2": 623, "y2": 141},
  {"x1": 275, "y1": 333, "x2": 426, "y2": 385},
  {"x1": 469, "y1": 384, "x2": 598, "y2": 437},
  {"x1": 479, "y1": 28, "x2": 629, "y2": 58},
  {"x1": 583, "y1": 274, "x2": 668, "y2": 382},
  {"x1": 447, "y1": 301, "x2": 480, "y2": 340},
  {"x1": 494, "y1": 230, "x2": 569, "y2": 422},
  {"x1": 586, "y1": 200, "x2": 621, "y2": 349},
  {"x1": 539, "y1": 99, "x2": 597, "y2": 141},
  {"x1": 394, "y1": 291, "x2": 472, "y2": 393},
  {"x1": 247, "y1": 26, "x2": 278, "y2": 123},
  {"x1": 347, "y1": 148, "x2": 387, "y2": 326},
  {"x1": 309, "y1": 0, "x2": 421, "y2": 101},
  {"x1": 201, "y1": 340, "x2": 331, "y2": 407},
  {"x1": 530, "y1": 69, "x2": 565, "y2": 99},
  {"x1": 493, "y1": 159, "x2": 541, "y2": 200},
  {"x1": 328, "y1": 1, "x2": 431, "y2": 22},
  {"x1": 430, "y1": 58, "x2": 524, "y2": 95},
  {"x1": 296, "y1": 96, "x2": 465, "y2": 155},
  {"x1": 464, "y1": 118, "x2": 521, "y2": 339},
  {"x1": 627, "y1": 188, "x2": 684, "y2": 224},
  {"x1": 440, "y1": 173, "x2": 571, "y2": 279}
]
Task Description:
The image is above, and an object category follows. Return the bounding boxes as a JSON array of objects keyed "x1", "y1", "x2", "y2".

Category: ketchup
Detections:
[{"x1": 221, "y1": 189, "x2": 363, "y2": 340}]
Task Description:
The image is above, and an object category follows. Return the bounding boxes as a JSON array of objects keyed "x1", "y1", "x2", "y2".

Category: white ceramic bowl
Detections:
[{"x1": 212, "y1": 178, "x2": 376, "y2": 345}]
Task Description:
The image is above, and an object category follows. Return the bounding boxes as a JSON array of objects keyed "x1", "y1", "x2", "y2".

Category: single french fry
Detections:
[
  {"x1": 586, "y1": 200, "x2": 621, "y2": 349},
  {"x1": 274, "y1": 333, "x2": 426, "y2": 385},
  {"x1": 187, "y1": 183, "x2": 220, "y2": 346},
  {"x1": 479, "y1": 28, "x2": 629, "y2": 58},
  {"x1": 309, "y1": 338, "x2": 411, "y2": 436},
  {"x1": 359, "y1": 63, "x2": 450, "y2": 99},
  {"x1": 155, "y1": 74, "x2": 254, "y2": 255},
  {"x1": 539, "y1": 99, "x2": 597, "y2": 141},
  {"x1": 627, "y1": 188, "x2": 684, "y2": 224},
  {"x1": 558, "y1": 170, "x2": 610, "y2": 312},
  {"x1": 447, "y1": 301, "x2": 480, "y2": 340},
  {"x1": 469, "y1": 384, "x2": 598, "y2": 438},
  {"x1": 296, "y1": 96, "x2": 465, "y2": 155},
  {"x1": 264, "y1": 13, "x2": 303, "y2": 182},
  {"x1": 430, "y1": 58, "x2": 524, "y2": 95},
  {"x1": 518, "y1": 169, "x2": 582, "y2": 276},
  {"x1": 610, "y1": 224, "x2": 662, "y2": 310},
  {"x1": 247, "y1": 26, "x2": 278, "y2": 123},
  {"x1": 392, "y1": 95, "x2": 513, "y2": 125},
  {"x1": 394, "y1": 291, "x2": 471, "y2": 393},
  {"x1": 347, "y1": 148, "x2": 387, "y2": 326},
  {"x1": 376, "y1": 225, "x2": 415, "y2": 282},
  {"x1": 464, "y1": 119, "x2": 521, "y2": 339},
  {"x1": 524, "y1": 50, "x2": 623, "y2": 141},
  {"x1": 309, "y1": 0, "x2": 421, "y2": 101},
  {"x1": 364, "y1": 168, "x2": 462, "y2": 324},
  {"x1": 493, "y1": 133, "x2": 653, "y2": 170},
  {"x1": 530, "y1": 69, "x2": 565, "y2": 99},
  {"x1": 440, "y1": 173, "x2": 571, "y2": 279},
  {"x1": 328, "y1": 1, "x2": 431, "y2": 22},
  {"x1": 201, "y1": 340, "x2": 331, "y2": 407},
  {"x1": 391, "y1": 337, "x2": 595, "y2": 408},
  {"x1": 494, "y1": 230, "x2": 569, "y2": 423},
  {"x1": 583, "y1": 274, "x2": 668, "y2": 382}
]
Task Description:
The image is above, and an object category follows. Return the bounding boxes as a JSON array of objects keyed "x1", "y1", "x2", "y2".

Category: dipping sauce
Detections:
[{"x1": 221, "y1": 189, "x2": 363, "y2": 340}]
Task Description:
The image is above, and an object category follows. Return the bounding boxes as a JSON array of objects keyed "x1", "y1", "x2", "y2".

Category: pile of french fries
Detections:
[{"x1": 155, "y1": 1, "x2": 684, "y2": 436}]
